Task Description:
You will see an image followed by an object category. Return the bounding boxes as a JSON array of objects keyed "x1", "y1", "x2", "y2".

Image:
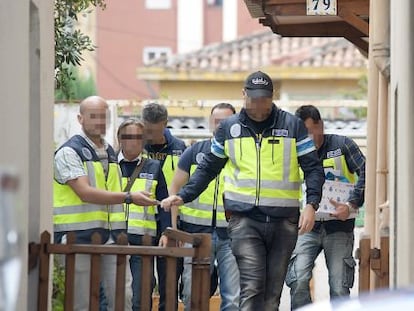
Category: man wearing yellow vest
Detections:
[
  {"x1": 286, "y1": 105, "x2": 366, "y2": 310},
  {"x1": 169, "y1": 103, "x2": 240, "y2": 311},
  {"x1": 161, "y1": 71, "x2": 325, "y2": 310},
  {"x1": 141, "y1": 102, "x2": 187, "y2": 311},
  {"x1": 117, "y1": 118, "x2": 171, "y2": 310},
  {"x1": 53, "y1": 96, "x2": 157, "y2": 311}
]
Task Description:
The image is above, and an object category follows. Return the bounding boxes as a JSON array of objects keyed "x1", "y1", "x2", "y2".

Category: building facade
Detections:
[{"x1": 89, "y1": 0, "x2": 264, "y2": 99}]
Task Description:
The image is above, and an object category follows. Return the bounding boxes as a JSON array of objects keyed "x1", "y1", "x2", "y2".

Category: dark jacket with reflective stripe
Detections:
[
  {"x1": 314, "y1": 134, "x2": 366, "y2": 233},
  {"x1": 178, "y1": 105, "x2": 325, "y2": 219}
]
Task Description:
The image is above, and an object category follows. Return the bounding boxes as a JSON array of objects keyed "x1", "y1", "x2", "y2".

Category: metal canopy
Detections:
[{"x1": 244, "y1": 0, "x2": 369, "y2": 56}]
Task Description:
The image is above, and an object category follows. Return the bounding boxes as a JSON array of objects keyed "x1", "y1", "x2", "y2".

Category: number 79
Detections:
[{"x1": 313, "y1": 0, "x2": 331, "y2": 10}]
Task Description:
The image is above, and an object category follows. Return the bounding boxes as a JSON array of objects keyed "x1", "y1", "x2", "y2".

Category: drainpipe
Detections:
[
  {"x1": 365, "y1": 0, "x2": 379, "y2": 248},
  {"x1": 373, "y1": 0, "x2": 390, "y2": 246}
]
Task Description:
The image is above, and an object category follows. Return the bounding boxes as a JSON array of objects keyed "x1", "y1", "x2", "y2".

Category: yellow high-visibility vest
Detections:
[
  {"x1": 222, "y1": 136, "x2": 301, "y2": 208},
  {"x1": 122, "y1": 176, "x2": 158, "y2": 236}
]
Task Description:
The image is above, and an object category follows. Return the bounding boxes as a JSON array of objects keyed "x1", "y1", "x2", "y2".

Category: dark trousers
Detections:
[{"x1": 228, "y1": 214, "x2": 299, "y2": 311}]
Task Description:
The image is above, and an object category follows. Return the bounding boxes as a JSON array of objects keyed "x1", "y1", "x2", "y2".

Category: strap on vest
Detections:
[{"x1": 123, "y1": 158, "x2": 147, "y2": 224}]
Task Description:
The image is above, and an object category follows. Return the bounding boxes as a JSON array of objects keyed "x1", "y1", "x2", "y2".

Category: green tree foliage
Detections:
[
  {"x1": 55, "y1": 65, "x2": 97, "y2": 101},
  {"x1": 55, "y1": 0, "x2": 106, "y2": 99},
  {"x1": 52, "y1": 258, "x2": 65, "y2": 311}
]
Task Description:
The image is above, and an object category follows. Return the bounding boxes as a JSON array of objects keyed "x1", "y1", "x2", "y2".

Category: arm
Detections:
[
  {"x1": 162, "y1": 130, "x2": 228, "y2": 210},
  {"x1": 329, "y1": 138, "x2": 366, "y2": 221},
  {"x1": 155, "y1": 169, "x2": 172, "y2": 231},
  {"x1": 296, "y1": 124, "x2": 325, "y2": 234},
  {"x1": 169, "y1": 168, "x2": 190, "y2": 229},
  {"x1": 177, "y1": 130, "x2": 228, "y2": 203},
  {"x1": 55, "y1": 147, "x2": 156, "y2": 206},
  {"x1": 67, "y1": 176, "x2": 157, "y2": 206},
  {"x1": 343, "y1": 137, "x2": 366, "y2": 207}
]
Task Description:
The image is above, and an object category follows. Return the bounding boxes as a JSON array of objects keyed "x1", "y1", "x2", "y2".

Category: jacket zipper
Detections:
[{"x1": 255, "y1": 133, "x2": 262, "y2": 206}]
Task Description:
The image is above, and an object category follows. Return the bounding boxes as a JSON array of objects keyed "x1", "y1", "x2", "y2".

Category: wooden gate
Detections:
[{"x1": 29, "y1": 228, "x2": 211, "y2": 311}]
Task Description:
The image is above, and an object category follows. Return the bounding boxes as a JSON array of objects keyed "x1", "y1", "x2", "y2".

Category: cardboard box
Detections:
[{"x1": 316, "y1": 180, "x2": 358, "y2": 220}]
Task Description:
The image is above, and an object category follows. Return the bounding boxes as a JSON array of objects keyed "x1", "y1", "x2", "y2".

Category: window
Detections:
[
  {"x1": 145, "y1": 0, "x2": 171, "y2": 10},
  {"x1": 143, "y1": 47, "x2": 172, "y2": 64},
  {"x1": 207, "y1": 0, "x2": 223, "y2": 6}
]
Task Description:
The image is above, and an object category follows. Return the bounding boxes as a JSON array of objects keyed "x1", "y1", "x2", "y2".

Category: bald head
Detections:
[
  {"x1": 79, "y1": 96, "x2": 108, "y2": 115},
  {"x1": 78, "y1": 96, "x2": 109, "y2": 140}
]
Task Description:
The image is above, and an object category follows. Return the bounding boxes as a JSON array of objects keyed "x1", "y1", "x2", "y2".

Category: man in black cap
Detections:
[{"x1": 161, "y1": 71, "x2": 324, "y2": 310}]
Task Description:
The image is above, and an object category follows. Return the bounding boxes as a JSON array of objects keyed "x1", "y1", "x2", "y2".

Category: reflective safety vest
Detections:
[
  {"x1": 160, "y1": 153, "x2": 181, "y2": 186},
  {"x1": 179, "y1": 141, "x2": 227, "y2": 227},
  {"x1": 53, "y1": 135, "x2": 124, "y2": 232},
  {"x1": 121, "y1": 164, "x2": 158, "y2": 237},
  {"x1": 222, "y1": 134, "x2": 302, "y2": 209},
  {"x1": 323, "y1": 155, "x2": 356, "y2": 184},
  {"x1": 144, "y1": 150, "x2": 183, "y2": 186}
]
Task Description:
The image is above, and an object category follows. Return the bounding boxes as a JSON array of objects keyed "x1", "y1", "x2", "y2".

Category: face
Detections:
[
  {"x1": 304, "y1": 118, "x2": 324, "y2": 149},
  {"x1": 143, "y1": 120, "x2": 167, "y2": 144},
  {"x1": 209, "y1": 107, "x2": 234, "y2": 132},
  {"x1": 78, "y1": 101, "x2": 109, "y2": 138},
  {"x1": 118, "y1": 124, "x2": 144, "y2": 158},
  {"x1": 243, "y1": 90, "x2": 273, "y2": 122}
]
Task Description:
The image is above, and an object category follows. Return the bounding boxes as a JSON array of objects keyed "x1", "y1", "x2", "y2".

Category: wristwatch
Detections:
[
  {"x1": 124, "y1": 191, "x2": 133, "y2": 204},
  {"x1": 308, "y1": 202, "x2": 319, "y2": 211}
]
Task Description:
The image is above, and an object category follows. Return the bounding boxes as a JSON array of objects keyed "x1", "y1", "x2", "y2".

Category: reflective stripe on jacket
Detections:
[
  {"x1": 222, "y1": 134, "x2": 302, "y2": 209},
  {"x1": 122, "y1": 174, "x2": 158, "y2": 236},
  {"x1": 180, "y1": 162, "x2": 227, "y2": 228},
  {"x1": 53, "y1": 135, "x2": 124, "y2": 232},
  {"x1": 323, "y1": 155, "x2": 356, "y2": 184}
]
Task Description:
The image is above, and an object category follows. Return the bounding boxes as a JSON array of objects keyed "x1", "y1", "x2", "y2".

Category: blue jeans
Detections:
[
  {"x1": 286, "y1": 227, "x2": 356, "y2": 310},
  {"x1": 129, "y1": 235, "x2": 156, "y2": 311},
  {"x1": 228, "y1": 214, "x2": 298, "y2": 311},
  {"x1": 182, "y1": 231, "x2": 240, "y2": 311}
]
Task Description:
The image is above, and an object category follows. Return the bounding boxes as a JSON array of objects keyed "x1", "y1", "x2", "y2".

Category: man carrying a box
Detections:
[{"x1": 286, "y1": 105, "x2": 366, "y2": 310}]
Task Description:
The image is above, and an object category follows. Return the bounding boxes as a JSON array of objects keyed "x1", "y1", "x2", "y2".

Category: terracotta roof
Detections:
[{"x1": 145, "y1": 31, "x2": 367, "y2": 72}]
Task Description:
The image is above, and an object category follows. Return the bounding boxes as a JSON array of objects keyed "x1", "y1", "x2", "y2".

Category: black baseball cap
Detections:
[{"x1": 244, "y1": 71, "x2": 274, "y2": 99}]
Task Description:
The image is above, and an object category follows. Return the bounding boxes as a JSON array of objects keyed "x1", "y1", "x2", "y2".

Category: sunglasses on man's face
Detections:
[{"x1": 120, "y1": 134, "x2": 143, "y2": 140}]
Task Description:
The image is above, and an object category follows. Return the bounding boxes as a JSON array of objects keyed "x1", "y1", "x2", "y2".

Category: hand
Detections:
[
  {"x1": 329, "y1": 199, "x2": 350, "y2": 221},
  {"x1": 298, "y1": 205, "x2": 316, "y2": 235},
  {"x1": 161, "y1": 195, "x2": 184, "y2": 211},
  {"x1": 131, "y1": 191, "x2": 158, "y2": 206},
  {"x1": 158, "y1": 234, "x2": 168, "y2": 247}
]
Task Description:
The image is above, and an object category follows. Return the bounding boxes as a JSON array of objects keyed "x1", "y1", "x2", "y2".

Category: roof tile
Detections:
[{"x1": 146, "y1": 31, "x2": 367, "y2": 72}]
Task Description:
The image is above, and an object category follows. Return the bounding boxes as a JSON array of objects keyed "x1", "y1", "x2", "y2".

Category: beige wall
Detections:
[
  {"x1": 160, "y1": 80, "x2": 246, "y2": 100},
  {"x1": 280, "y1": 79, "x2": 363, "y2": 100},
  {"x1": 0, "y1": 0, "x2": 54, "y2": 309},
  {"x1": 159, "y1": 76, "x2": 364, "y2": 101}
]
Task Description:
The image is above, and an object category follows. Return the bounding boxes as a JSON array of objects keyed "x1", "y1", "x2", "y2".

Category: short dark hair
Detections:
[
  {"x1": 211, "y1": 102, "x2": 236, "y2": 115},
  {"x1": 141, "y1": 102, "x2": 168, "y2": 123},
  {"x1": 295, "y1": 105, "x2": 322, "y2": 122}
]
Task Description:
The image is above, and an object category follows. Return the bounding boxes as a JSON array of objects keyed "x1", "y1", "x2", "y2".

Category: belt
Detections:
[{"x1": 229, "y1": 211, "x2": 279, "y2": 223}]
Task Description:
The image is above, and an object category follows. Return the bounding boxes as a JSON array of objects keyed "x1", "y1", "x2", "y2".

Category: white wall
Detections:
[
  {"x1": 177, "y1": 0, "x2": 203, "y2": 53},
  {"x1": 222, "y1": 0, "x2": 237, "y2": 42},
  {"x1": 390, "y1": 0, "x2": 414, "y2": 287}
]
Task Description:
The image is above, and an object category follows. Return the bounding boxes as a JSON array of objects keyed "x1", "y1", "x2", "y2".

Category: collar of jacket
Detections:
[{"x1": 239, "y1": 103, "x2": 279, "y2": 129}]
